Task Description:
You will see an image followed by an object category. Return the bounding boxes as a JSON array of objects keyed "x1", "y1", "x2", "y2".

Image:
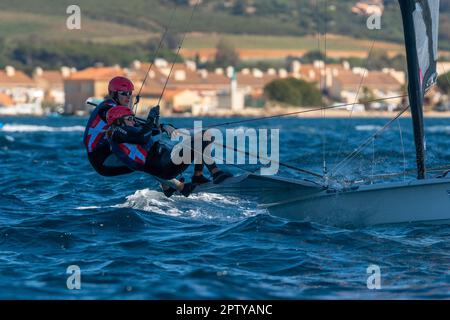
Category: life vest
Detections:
[
  {"x1": 83, "y1": 99, "x2": 117, "y2": 153},
  {"x1": 109, "y1": 141, "x2": 149, "y2": 171}
]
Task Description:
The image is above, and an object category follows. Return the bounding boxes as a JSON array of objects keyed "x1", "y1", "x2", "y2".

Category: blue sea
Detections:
[{"x1": 0, "y1": 116, "x2": 449, "y2": 299}]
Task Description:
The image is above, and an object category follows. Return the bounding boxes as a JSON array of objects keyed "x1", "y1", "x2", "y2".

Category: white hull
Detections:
[
  {"x1": 194, "y1": 173, "x2": 324, "y2": 203},
  {"x1": 265, "y1": 178, "x2": 450, "y2": 228}
]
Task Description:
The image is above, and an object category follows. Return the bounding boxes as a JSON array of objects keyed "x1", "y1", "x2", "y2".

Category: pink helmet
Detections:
[
  {"x1": 106, "y1": 106, "x2": 134, "y2": 126},
  {"x1": 108, "y1": 76, "x2": 134, "y2": 93}
]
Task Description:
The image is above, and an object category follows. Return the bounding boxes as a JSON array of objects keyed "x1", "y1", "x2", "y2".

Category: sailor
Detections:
[
  {"x1": 105, "y1": 105, "x2": 232, "y2": 197},
  {"x1": 83, "y1": 76, "x2": 136, "y2": 176}
]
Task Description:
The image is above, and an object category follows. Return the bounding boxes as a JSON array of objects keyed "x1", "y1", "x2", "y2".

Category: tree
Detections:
[
  {"x1": 359, "y1": 86, "x2": 375, "y2": 110},
  {"x1": 214, "y1": 39, "x2": 240, "y2": 68},
  {"x1": 0, "y1": 37, "x2": 9, "y2": 68},
  {"x1": 232, "y1": 0, "x2": 246, "y2": 16},
  {"x1": 164, "y1": 33, "x2": 180, "y2": 50},
  {"x1": 301, "y1": 50, "x2": 326, "y2": 64},
  {"x1": 437, "y1": 72, "x2": 450, "y2": 94},
  {"x1": 264, "y1": 77, "x2": 323, "y2": 107}
]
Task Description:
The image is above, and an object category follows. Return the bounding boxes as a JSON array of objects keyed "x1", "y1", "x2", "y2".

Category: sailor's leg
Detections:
[
  {"x1": 191, "y1": 131, "x2": 232, "y2": 184},
  {"x1": 191, "y1": 133, "x2": 218, "y2": 175},
  {"x1": 157, "y1": 177, "x2": 184, "y2": 191},
  {"x1": 145, "y1": 143, "x2": 190, "y2": 180}
]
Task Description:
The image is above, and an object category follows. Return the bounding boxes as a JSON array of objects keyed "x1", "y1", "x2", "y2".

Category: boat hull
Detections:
[{"x1": 265, "y1": 178, "x2": 450, "y2": 228}]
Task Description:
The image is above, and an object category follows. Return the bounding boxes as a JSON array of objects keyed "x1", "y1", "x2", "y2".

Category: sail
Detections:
[{"x1": 398, "y1": 0, "x2": 440, "y2": 179}]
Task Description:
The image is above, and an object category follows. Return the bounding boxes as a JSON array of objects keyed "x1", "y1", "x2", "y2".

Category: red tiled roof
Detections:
[
  {"x1": 0, "y1": 70, "x2": 34, "y2": 86},
  {"x1": 0, "y1": 93, "x2": 14, "y2": 106},
  {"x1": 237, "y1": 73, "x2": 278, "y2": 88},
  {"x1": 69, "y1": 67, "x2": 125, "y2": 80},
  {"x1": 334, "y1": 70, "x2": 402, "y2": 91},
  {"x1": 36, "y1": 70, "x2": 65, "y2": 84}
]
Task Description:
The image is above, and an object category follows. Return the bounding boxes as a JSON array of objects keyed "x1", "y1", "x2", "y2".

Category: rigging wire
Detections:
[
  {"x1": 396, "y1": 118, "x2": 407, "y2": 182},
  {"x1": 352, "y1": 164, "x2": 450, "y2": 183},
  {"x1": 133, "y1": 4, "x2": 178, "y2": 113},
  {"x1": 199, "y1": 94, "x2": 407, "y2": 129},
  {"x1": 331, "y1": 104, "x2": 410, "y2": 176},
  {"x1": 318, "y1": 0, "x2": 328, "y2": 178},
  {"x1": 332, "y1": 40, "x2": 376, "y2": 166},
  {"x1": 371, "y1": 136, "x2": 375, "y2": 183},
  {"x1": 171, "y1": 130, "x2": 324, "y2": 179},
  {"x1": 157, "y1": 0, "x2": 201, "y2": 107},
  {"x1": 329, "y1": 61, "x2": 448, "y2": 181}
]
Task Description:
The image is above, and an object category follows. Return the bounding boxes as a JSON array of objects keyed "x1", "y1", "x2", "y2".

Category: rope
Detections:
[
  {"x1": 319, "y1": 0, "x2": 328, "y2": 177},
  {"x1": 133, "y1": 4, "x2": 178, "y2": 113},
  {"x1": 157, "y1": 0, "x2": 201, "y2": 106},
  {"x1": 333, "y1": 40, "x2": 375, "y2": 165},
  {"x1": 331, "y1": 104, "x2": 410, "y2": 176},
  {"x1": 354, "y1": 164, "x2": 450, "y2": 183},
  {"x1": 396, "y1": 118, "x2": 407, "y2": 181},
  {"x1": 171, "y1": 130, "x2": 324, "y2": 179},
  {"x1": 199, "y1": 94, "x2": 407, "y2": 129}
]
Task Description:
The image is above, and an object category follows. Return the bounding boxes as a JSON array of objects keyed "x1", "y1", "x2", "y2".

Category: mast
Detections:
[{"x1": 398, "y1": 0, "x2": 440, "y2": 180}]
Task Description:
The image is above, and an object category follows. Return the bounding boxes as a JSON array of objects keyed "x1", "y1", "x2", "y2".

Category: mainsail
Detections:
[{"x1": 399, "y1": 0, "x2": 440, "y2": 179}]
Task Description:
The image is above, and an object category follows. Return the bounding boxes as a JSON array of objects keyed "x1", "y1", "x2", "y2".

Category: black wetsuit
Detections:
[
  {"x1": 83, "y1": 99, "x2": 134, "y2": 176},
  {"x1": 110, "y1": 124, "x2": 217, "y2": 180}
]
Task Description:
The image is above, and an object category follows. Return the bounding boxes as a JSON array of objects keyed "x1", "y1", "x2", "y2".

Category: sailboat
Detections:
[{"x1": 194, "y1": 0, "x2": 450, "y2": 228}]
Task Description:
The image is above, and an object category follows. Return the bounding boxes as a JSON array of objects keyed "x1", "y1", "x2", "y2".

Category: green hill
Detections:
[
  {"x1": 1, "y1": 0, "x2": 449, "y2": 72},
  {"x1": 1, "y1": 0, "x2": 449, "y2": 43}
]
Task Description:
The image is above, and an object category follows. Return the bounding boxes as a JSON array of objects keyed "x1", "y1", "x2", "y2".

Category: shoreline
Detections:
[
  {"x1": 160, "y1": 108, "x2": 450, "y2": 119},
  {"x1": 2, "y1": 109, "x2": 450, "y2": 119}
]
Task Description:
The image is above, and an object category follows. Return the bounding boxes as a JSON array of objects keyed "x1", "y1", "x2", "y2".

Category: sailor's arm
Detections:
[{"x1": 97, "y1": 100, "x2": 117, "y2": 121}]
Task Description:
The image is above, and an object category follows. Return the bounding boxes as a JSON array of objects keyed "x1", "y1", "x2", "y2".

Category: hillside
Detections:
[
  {"x1": 1, "y1": 0, "x2": 449, "y2": 72},
  {"x1": 0, "y1": 0, "x2": 449, "y2": 44}
]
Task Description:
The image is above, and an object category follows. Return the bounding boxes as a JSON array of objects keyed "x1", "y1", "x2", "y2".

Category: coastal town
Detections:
[
  {"x1": 1, "y1": 57, "x2": 450, "y2": 117},
  {"x1": 1, "y1": 0, "x2": 450, "y2": 118}
]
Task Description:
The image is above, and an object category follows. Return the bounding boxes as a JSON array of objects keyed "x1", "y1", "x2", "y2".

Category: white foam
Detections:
[
  {"x1": 114, "y1": 188, "x2": 184, "y2": 217},
  {"x1": 0, "y1": 124, "x2": 85, "y2": 133},
  {"x1": 75, "y1": 206, "x2": 101, "y2": 210},
  {"x1": 355, "y1": 125, "x2": 383, "y2": 131},
  {"x1": 426, "y1": 125, "x2": 450, "y2": 133},
  {"x1": 117, "y1": 188, "x2": 262, "y2": 221}
]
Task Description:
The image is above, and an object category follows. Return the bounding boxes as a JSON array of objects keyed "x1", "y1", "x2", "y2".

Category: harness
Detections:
[
  {"x1": 83, "y1": 99, "x2": 117, "y2": 153},
  {"x1": 108, "y1": 127, "x2": 161, "y2": 171}
]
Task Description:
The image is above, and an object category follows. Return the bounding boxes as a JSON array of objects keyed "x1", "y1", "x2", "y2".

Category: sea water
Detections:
[{"x1": 0, "y1": 116, "x2": 449, "y2": 299}]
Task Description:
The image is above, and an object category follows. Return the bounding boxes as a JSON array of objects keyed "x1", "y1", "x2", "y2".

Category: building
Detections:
[
  {"x1": 329, "y1": 68, "x2": 404, "y2": 106},
  {"x1": 0, "y1": 66, "x2": 39, "y2": 103},
  {"x1": 0, "y1": 93, "x2": 14, "y2": 107},
  {"x1": 290, "y1": 60, "x2": 351, "y2": 90},
  {"x1": 33, "y1": 67, "x2": 73, "y2": 106},
  {"x1": 0, "y1": 66, "x2": 44, "y2": 115},
  {"x1": 352, "y1": 0, "x2": 384, "y2": 16},
  {"x1": 63, "y1": 60, "x2": 408, "y2": 116},
  {"x1": 64, "y1": 66, "x2": 129, "y2": 114},
  {"x1": 437, "y1": 61, "x2": 450, "y2": 75}
]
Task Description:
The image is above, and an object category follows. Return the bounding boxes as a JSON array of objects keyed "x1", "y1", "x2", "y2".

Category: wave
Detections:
[
  {"x1": 116, "y1": 188, "x2": 263, "y2": 221},
  {"x1": 355, "y1": 125, "x2": 383, "y2": 131},
  {"x1": 0, "y1": 124, "x2": 85, "y2": 133},
  {"x1": 426, "y1": 125, "x2": 450, "y2": 133},
  {"x1": 75, "y1": 206, "x2": 102, "y2": 210}
]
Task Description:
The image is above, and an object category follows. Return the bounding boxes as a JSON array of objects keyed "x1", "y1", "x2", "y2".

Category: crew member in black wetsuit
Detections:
[
  {"x1": 105, "y1": 105, "x2": 232, "y2": 197},
  {"x1": 83, "y1": 76, "x2": 136, "y2": 176}
]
